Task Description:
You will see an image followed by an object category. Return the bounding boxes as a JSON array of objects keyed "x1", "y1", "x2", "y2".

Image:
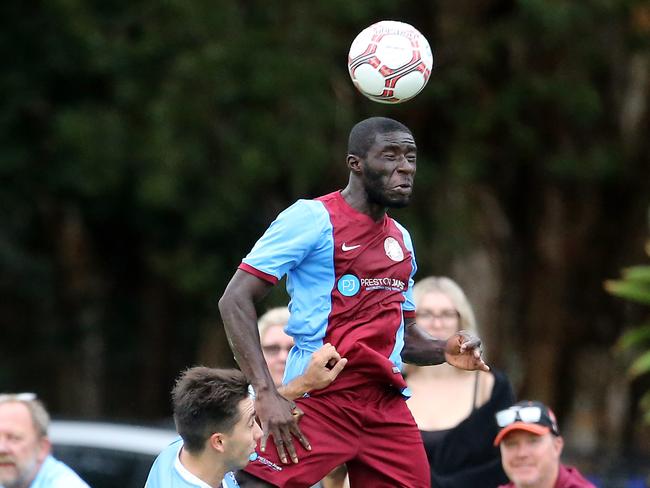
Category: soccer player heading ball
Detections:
[{"x1": 219, "y1": 117, "x2": 488, "y2": 488}]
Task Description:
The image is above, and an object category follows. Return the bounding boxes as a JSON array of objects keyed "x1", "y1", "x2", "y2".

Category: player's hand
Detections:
[
  {"x1": 302, "y1": 343, "x2": 348, "y2": 391},
  {"x1": 444, "y1": 330, "x2": 490, "y2": 372},
  {"x1": 255, "y1": 390, "x2": 310, "y2": 464}
]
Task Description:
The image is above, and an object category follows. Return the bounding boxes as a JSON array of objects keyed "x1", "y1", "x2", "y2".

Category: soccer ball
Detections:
[{"x1": 347, "y1": 21, "x2": 434, "y2": 104}]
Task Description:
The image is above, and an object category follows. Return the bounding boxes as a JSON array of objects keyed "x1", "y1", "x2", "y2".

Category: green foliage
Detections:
[
  {"x1": 642, "y1": 391, "x2": 650, "y2": 423},
  {"x1": 616, "y1": 323, "x2": 650, "y2": 351},
  {"x1": 608, "y1": 240, "x2": 650, "y2": 419},
  {"x1": 606, "y1": 266, "x2": 650, "y2": 305},
  {"x1": 630, "y1": 349, "x2": 650, "y2": 378}
]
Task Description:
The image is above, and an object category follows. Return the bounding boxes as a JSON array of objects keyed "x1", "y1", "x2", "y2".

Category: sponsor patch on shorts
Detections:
[{"x1": 249, "y1": 452, "x2": 283, "y2": 472}]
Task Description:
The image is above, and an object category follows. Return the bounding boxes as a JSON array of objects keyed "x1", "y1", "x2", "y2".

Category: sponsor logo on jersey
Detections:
[
  {"x1": 384, "y1": 237, "x2": 404, "y2": 261},
  {"x1": 338, "y1": 274, "x2": 406, "y2": 296},
  {"x1": 337, "y1": 274, "x2": 361, "y2": 296},
  {"x1": 360, "y1": 277, "x2": 406, "y2": 291}
]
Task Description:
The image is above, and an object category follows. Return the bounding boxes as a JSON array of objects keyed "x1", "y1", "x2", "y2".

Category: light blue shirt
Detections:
[
  {"x1": 146, "y1": 438, "x2": 239, "y2": 488},
  {"x1": 1, "y1": 455, "x2": 90, "y2": 488}
]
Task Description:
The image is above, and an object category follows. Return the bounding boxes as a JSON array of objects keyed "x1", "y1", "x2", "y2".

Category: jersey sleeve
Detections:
[
  {"x1": 395, "y1": 222, "x2": 417, "y2": 316},
  {"x1": 239, "y1": 199, "x2": 326, "y2": 284}
]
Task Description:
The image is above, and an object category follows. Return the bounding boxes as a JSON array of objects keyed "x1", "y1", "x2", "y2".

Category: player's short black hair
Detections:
[
  {"x1": 347, "y1": 117, "x2": 413, "y2": 158},
  {"x1": 172, "y1": 367, "x2": 249, "y2": 453}
]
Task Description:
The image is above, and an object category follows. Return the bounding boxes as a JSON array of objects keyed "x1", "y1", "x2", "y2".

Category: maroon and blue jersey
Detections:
[{"x1": 239, "y1": 191, "x2": 417, "y2": 393}]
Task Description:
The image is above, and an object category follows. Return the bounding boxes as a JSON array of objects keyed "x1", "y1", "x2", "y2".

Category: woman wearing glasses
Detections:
[{"x1": 405, "y1": 276, "x2": 516, "y2": 488}]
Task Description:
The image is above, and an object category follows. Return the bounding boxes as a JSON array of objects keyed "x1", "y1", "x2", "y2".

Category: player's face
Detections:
[
  {"x1": 0, "y1": 402, "x2": 49, "y2": 488},
  {"x1": 261, "y1": 324, "x2": 294, "y2": 387},
  {"x1": 223, "y1": 397, "x2": 262, "y2": 471},
  {"x1": 415, "y1": 291, "x2": 460, "y2": 339},
  {"x1": 499, "y1": 431, "x2": 563, "y2": 488},
  {"x1": 361, "y1": 131, "x2": 416, "y2": 209}
]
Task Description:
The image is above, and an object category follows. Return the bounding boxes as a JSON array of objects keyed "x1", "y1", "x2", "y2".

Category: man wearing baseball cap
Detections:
[{"x1": 494, "y1": 400, "x2": 595, "y2": 488}]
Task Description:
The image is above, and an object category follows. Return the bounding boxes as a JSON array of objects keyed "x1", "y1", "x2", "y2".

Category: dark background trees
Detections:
[{"x1": 1, "y1": 0, "x2": 649, "y2": 475}]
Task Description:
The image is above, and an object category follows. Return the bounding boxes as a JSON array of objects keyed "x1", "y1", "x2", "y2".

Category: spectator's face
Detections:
[
  {"x1": 499, "y1": 430, "x2": 563, "y2": 488},
  {"x1": 222, "y1": 397, "x2": 262, "y2": 471},
  {"x1": 415, "y1": 291, "x2": 460, "y2": 339},
  {"x1": 0, "y1": 402, "x2": 49, "y2": 488},
  {"x1": 261, "y1": 324, "x2": 294, "y2": 387}
]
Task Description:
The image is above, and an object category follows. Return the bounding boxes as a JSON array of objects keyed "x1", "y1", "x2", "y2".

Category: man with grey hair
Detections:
[{"x1": 0, "y1": 393, "x2": 89, "y2": 488}]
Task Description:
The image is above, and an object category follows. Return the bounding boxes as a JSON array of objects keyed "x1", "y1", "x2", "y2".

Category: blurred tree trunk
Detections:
[
  {"x1": 138, "y1": 279, "x2": 174, "y2": 416},
  {"x1": 54, "y1": 206, "x2": 106, "y2": 417}
]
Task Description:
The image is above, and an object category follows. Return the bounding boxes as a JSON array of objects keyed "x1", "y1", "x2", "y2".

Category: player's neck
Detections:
[
  {"x1": 341, "y1": 184, "x2": 386, "y2": 222},
  {"x1": 179, "y1": 446, "x2": 227, "y2": 488}
]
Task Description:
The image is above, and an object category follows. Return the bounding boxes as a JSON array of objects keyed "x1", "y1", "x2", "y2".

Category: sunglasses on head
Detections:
[
  {"x1": 0, "y1": 392, "x2": 37, "y2": 403},
  {"x1": 495, "y1": 406, "x2": 544, "y2": 427}
]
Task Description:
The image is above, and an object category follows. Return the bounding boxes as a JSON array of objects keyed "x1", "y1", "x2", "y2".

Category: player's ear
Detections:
[
  {"x1": 209, "y1": 432, "x2": 226, "y2": 453},
  {"x1": 347, "y1": 154, "x2": 363, "y2": 173}
]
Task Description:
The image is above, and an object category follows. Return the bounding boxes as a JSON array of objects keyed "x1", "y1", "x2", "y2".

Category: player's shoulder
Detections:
[
  {"x1": 146, "y1": 437, "x2": 183, "y2": 484},
  {"x1": 281, "y1": 197, "x2": 327, "y2": 218},
  {"x1": 271, "y1": 197, "x2": 330, "y2": 235}
]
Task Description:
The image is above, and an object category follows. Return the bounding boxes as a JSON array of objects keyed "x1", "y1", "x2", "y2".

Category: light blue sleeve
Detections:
[
  {"x1": 242, "y1": 200, "x2": 326, "y2": 280},
  {"x1": 395, "y1": 221, "x2": 417, "y2": 312}
]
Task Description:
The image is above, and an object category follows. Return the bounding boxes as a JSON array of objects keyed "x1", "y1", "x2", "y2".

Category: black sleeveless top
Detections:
[{"x1": 419, "y1": 369, "x2": 515, "y2": 488}]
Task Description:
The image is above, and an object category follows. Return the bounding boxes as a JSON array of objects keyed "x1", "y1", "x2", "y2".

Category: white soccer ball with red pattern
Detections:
[{"x1": 348, "y1": 21, "x2": 434, "y2": 104}]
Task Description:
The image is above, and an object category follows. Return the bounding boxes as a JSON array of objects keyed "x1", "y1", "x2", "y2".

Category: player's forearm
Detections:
[{"x1": 401, "y1": 322, "x2": 447, "y2": 365}]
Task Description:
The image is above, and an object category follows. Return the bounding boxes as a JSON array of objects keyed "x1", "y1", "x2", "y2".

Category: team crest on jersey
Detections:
[{"x1": 384, "y1": 237, "x2": 404, "y2": 261}]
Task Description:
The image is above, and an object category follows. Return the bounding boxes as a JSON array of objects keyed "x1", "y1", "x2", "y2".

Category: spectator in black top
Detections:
[{"x1": 405, "y1": 276, "x2": 515, "y2": 488}]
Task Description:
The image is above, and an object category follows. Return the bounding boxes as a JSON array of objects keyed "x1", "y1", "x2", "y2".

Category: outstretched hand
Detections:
[{"x1": 444, "y1": 330, "x2": 490, "y2": 372}]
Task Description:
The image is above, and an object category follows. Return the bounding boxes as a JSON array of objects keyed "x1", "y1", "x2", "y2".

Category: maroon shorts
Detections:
[{"x1": 244, "y1": 384, "x2": 430, "y2": 488}]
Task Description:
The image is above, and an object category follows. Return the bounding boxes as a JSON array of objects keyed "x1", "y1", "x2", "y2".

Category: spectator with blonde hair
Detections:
[{"x1": 406, "y1": 276, "x2": 515, "y2": 488}]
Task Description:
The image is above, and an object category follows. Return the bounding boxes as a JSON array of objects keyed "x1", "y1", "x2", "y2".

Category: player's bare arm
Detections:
[
  {"x1": 401, "y1": 317, "x2": 489, "y2": 371},
  {"x1": 218, "y1": 270, "x2": 310, "y2": 464},
  {"x1": 278, "y1": 343, "x2": 348, "y2": 400}
]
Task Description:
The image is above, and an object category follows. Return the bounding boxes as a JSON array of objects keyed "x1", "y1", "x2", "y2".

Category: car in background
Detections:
[{"x1": 50, "y1": 420, "x2": 177, "y2": 488}]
